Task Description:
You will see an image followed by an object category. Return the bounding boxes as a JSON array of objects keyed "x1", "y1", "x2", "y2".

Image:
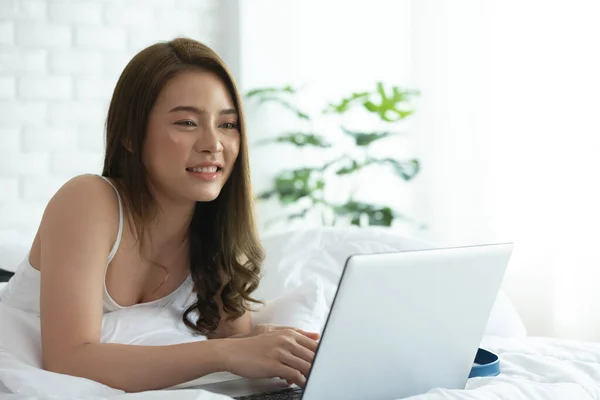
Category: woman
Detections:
[{"x1": 0, "y1": 38, "x2": 318, "y2": 392}]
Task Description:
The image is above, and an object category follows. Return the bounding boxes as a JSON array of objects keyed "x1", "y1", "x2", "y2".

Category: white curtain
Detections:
[{"x1": 409, "y1": 0, "x2": 600, "y2": 341}]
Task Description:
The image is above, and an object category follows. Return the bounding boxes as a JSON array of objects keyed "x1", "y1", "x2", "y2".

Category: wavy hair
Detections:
[{"x1": 102, "y1": 37, "x2": 264, "y2": 334}]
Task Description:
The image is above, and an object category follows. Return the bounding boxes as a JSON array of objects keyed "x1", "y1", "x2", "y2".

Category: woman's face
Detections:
[{"x1": 143, "y1": 69, "x2": 241, "y2": 203}]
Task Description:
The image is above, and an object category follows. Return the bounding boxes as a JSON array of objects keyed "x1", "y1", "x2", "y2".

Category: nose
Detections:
[{"x1": 194, "y1": 125, "x2": 223, "y2": 154}]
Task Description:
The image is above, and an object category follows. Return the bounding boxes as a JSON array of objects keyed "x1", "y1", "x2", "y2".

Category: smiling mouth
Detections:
[{"x1": 185, "y1": 166, "x2": 222, "y2": 173}]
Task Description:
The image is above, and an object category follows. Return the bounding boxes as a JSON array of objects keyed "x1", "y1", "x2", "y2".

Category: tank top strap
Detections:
[{"x1": 97, "y1": 175, "x2": 124, "y2": 265}]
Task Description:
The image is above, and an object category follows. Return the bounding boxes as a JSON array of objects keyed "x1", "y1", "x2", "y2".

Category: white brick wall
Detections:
[
  {"x1": 75, "y1": 26, "x2": 127, "y2": 50},
  {"x1": 0, "y1": 0, "x2": 225, "y2": 248},
  {"x1": 49, "y1": 51, "x2": 103, "y2": 74},
  {"x1": 0, "y1": 0, "x2": 48, "y2": 21},
  {"x1": 0, "y1": 127, "x2": 20, "y2": 151},
  {"x1": 18, "y1": 76, "x2": 73, "y2": 99},
  {"x1": 0, "y1": 21, "x2": 14, "y2": 45},
  {"x1": 0, "y1": 77, "x2": 16, "y2": 98},
  {"x1": 16, "y1": 24, "x2": 72, "y2": 48},
  {"x1": 0, "y1": 50, "x2": 47, "y2": 73},
  {"x1": 49, "y1": 2, "x2": 103, "y2": 24}
]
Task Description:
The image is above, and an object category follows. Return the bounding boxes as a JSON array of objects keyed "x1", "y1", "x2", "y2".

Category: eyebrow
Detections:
[{"x1": 168, "y1": 106, "x2": 237, "y2": 116}]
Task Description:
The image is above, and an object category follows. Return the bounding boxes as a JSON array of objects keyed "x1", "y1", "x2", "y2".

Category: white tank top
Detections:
[{"x1": 0, "y1": 175, "x2": 194, "y2": 315}]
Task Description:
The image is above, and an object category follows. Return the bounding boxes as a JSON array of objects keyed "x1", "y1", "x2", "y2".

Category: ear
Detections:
[{"x1": 122, "y1": 138, "x2": 133, "y2": 153}]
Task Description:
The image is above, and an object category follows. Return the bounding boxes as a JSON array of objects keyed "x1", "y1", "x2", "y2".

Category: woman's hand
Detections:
[
  {"x1": 249, "y1": 323, "x2": 320, "y2": 340},
  {"x1": 223, "y1": 327, "x2": 320, "y2": 387}
]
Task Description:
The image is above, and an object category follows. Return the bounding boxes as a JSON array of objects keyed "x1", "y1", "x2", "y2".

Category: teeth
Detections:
[{"x1": 188, "y1": 166, "x2": 218, "y2": 173}]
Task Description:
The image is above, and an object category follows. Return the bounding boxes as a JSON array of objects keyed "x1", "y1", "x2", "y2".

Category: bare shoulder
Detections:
[
  {"x1": 42, "y1": 174, "x2": 119, "y2": 222},
  {"x1": 48, "y1": 174, "x2": 117, "y2": 205},
  {"x1": 37, "y1": 174, "x2": 121, "y2": 261}
]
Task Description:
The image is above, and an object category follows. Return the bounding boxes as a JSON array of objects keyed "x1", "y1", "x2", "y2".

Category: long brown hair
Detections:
[{"x1": 102, "y1": 37, "x2": 264, "y2": 334}]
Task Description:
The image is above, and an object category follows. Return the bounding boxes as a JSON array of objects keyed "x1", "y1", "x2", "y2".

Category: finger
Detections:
[
  {"x1": 292, "y1": 331, "x2": 319, "y2": 353},
  {"x1": 272, "y1": 326, "x2": 320, "y2": 340},
  {"x1": 281, "y1": 350, "x2": 312, "y2": 377},
  {"x1": 279, "y1": 377, "x2": 294, "y2": 386},
  {"x1": 276, "y1": 363, "x2": 307, "y2": 387},
  {"x1": 289, "y1": 339, "x2": 315, "y2": 364},
  {"x1": 297, "y1": 329, "x2": 320, "y2": 340},
  {"x1": 279, "y1": 378, "x2": 294, "y2": 386},
  {"x1": 270, "y1": 326, "x2": 297, "y2": 332}
]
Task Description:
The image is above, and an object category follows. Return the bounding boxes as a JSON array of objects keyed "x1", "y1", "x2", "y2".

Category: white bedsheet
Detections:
[
  {"x1": 411, "y1": 335, "x2": 600, "y2": 400},
  {"x1": 1, "y1": 327, "x2": 599, "y2": 400}
]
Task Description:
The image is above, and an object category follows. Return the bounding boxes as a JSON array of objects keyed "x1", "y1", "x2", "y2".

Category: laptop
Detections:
[{"x1": 209, "y1": 243, "x2": 513, "y2": 400}]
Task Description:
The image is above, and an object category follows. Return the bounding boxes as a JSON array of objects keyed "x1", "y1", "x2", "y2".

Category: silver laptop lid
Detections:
[{"x1": 302, "y1": 243, "x2": 513, "y2": 400}]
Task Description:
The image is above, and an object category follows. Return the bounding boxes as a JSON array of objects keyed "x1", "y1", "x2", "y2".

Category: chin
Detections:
[{"x1": 189, "y1": 188, "x2": 222, "y2": 202}]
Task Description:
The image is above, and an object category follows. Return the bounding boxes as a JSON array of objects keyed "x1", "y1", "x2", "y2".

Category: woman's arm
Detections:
[
  {"x1": 52, "y1": 340, "x2": 229, "y2": 392},
  {"x1": 207, "y1": 311, "x2": 252, "y2": 339},
  {"x1": 38, "y1": 176, "x2": 224, "y2": 391},
  {"x1": 207, "y1": 281, "x2": 253, "y2": 339},
  {"x1": 39, "y1": 176, "x2": 316, "y2": 392},
  {"x1": 38, "y1": 176, "x2": 226, "y2": 391}
]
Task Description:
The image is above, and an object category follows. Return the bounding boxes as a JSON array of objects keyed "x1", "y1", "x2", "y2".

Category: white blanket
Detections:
[
  {"x1": 1, "y1": 305, "x2": 599, "y2": 400},
  {"x1": 411, "y1": 335, "x2": 600, "y2": 400}
]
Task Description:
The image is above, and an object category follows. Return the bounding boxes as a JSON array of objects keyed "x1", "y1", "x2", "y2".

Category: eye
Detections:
[
  {"x1": 220, "y1": 122, "x2": 238, "y2": 129},
  {"x1": 175, "y1": 120, "x2": 197, "y2": 127}
]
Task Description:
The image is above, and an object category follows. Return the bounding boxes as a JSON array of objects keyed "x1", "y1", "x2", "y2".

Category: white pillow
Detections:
[
  {"x1": 257, "y1": 226, "x2": 527, "y2": 338},
  {"x1": 251, "y1": 278, "x2": 328, "y2": 334},
  {"x1": 0, "y1": 238, "x2": 30, "y2": 273},
  {"x1": 486, "y1": 290, "x2": 527, "y2": 337},
  {"x1": 255, "y1": 226, "x2": 432, "y2": 307}
]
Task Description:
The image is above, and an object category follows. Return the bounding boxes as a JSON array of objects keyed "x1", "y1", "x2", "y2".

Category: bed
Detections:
[{"x1": 1, "y1": 227, "x2": 599, "y2": 399}]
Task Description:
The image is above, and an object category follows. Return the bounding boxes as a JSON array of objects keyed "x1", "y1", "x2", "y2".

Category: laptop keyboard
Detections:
[{"x1": 234, "y1": 387, "x2": 303, "y2": 400}]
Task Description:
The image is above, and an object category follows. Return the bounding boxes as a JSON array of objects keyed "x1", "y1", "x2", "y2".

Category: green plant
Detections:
[{"x1": 245, "y1": 82, "x2": 421, "y2": 228}]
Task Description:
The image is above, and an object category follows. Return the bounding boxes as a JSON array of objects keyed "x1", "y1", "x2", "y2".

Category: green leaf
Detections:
[
  {"x1": 255, "y1": 189, "x2": 276, "y2": 201},
  {"x1": 255, "y1": 132, "x2": 331, "y2": 148},
  {"x1": 335, "y1": 159, "x2": 363, "y2": 175},
  {"x1": 341, "y1": 127, "x2": 399, "y2": 147},
  {"x1": 322, "y1": 92, "x2": 370, "y2": 114},
  {"x1": 273, "y1": 168, "x2": 321, "y2": 205},
  {"x1": 362, "y1": 82, "x2": 417, "y2": 122},
  {"x1": 334, "y1": 200, "x2": 371, "y2": 216},
  {"x1": 397, "y1": 109, "x2": 415, "y2": 119},
  {"x1": 245, "y1": 85, "x2": 296, "y2": 98},
  {"x1": 372, "y1": 158, "x2": 420, "y2": 181},
  {"x1": 318, "y1": 155, "x2": 347, "y2": 172},
  {"x1": 323, "y1": 156, "x2": 421, "y2": 180},
  {"x1": 257, "y1": 96, "x2": 310, "y2": 120},
  {"x1": 368, "y1": 207, "x2": 393, "y2": 226},
  {"x1": 333, "y1": 201, "x2": 394, "y2": 227},
  {"x1": 286, "y1": 207, "x2": 311, "y2": 220}
]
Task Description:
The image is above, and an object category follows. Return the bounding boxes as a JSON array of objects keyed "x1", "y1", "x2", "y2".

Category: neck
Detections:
[
  {"x1": 141, "y1": 191, "x2": 195, "y2": 297},
  {"x1": 145, "y1": 191, "x2": 195, "y2": 257}
]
